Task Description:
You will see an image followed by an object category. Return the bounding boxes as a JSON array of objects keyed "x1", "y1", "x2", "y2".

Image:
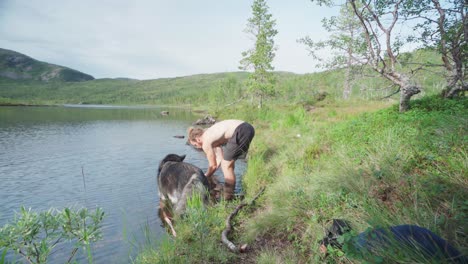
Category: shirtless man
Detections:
[{"x1": 188, "y1": 120, "x2": 255, "y2": 200}]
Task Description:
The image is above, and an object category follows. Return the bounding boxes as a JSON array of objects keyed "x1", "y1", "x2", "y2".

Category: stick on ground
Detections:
[{"x1": 221, "y1": 187, "x2": 265, "y2": 253}]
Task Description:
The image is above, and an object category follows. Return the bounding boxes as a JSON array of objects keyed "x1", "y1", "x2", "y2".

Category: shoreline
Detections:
[
  {"x1": 0, "y1": 102, "x2": 195, "y2": 109},
  {"x1": 0, "y1": 103, "x2": 209, "y2": 117},
  {"x1": 0, "y1": 103, "x2": 57, "y2": 107}
]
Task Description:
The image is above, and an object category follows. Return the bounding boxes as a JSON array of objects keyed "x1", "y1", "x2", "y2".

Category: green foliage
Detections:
[
  {"x1": 208, "y1": 75, "x2": 244, "y2": 112},
  {"x1": 286, "y1": 107, "x2": 306, "y2": 126},
  {"x1": 132, "y1": 91, "x2": 465, "y2": 263},
  {"x1": 222, "y1": 95, "x2": 467, "y2": 263},
  {"x1": 299, "y1": 2, "x2": 365, "y2": 69},
  {"x1": 0, "y1": 72, "x2": 251, "y2": 106},
  {"x1": 0, "y1": 207, "x2": 104, "y2": 264},
  {"x1": 0, "y1": 48, "x2": 450, "y2": 108},
  {"x1": 1, "y1": 248, "x2": 6, "y2": 264},
  {"x1": 402, "y1": 0, "x2": 467, "y2": 98},
  {"x1": 240, "y1": 0, "x2": 278, "y2": 108},
  {"x1": 135, "y1": 195, "x2": 234, "y2": 264}
]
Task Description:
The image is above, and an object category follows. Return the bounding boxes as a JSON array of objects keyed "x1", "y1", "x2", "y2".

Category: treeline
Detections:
[{"x1": 0, "y1": 49, "x2": 448, "y2": 107}]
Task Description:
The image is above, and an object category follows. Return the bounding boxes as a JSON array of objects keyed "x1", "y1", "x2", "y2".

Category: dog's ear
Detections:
[
  {"x1": 162, "y1": 154, "x2": 185, "y2": 163},
  {"x1": 158, "y1": 163, "x2": 164, "y2": 174}
]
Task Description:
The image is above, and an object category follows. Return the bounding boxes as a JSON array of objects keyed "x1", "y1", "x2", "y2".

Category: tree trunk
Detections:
[
  {"x1": 381, "y1": 72, "x2": 420, "y2": 113},
  {"x1": 343, "y1": 25, "x2": 354, "y2": 100},
  {"x1": 443, "y1": 84, "x2": 467, "y2": 99},
  {"x1": 441, "y1": 50, "x2": 466, "y2": 98},
  {"x1": 343, "y1": 67, "x2": 351, "y2": 99},
  {"x1": 399, "y1": 84, "x2": 421, "y2": 112}
]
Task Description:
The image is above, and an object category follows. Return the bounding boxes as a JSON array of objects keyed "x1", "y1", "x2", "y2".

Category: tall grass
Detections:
[
  {"x1": 225, "y1": 95, "x2": 467, "y2": 263},
  {"x1": 135, "y1": 193, "x2": 235, "y2": 264}
]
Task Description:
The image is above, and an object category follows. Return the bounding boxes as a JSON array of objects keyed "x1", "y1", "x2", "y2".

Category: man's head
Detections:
[{"x1": 187, "y1": 127, "x2": 204, "y2": 149}]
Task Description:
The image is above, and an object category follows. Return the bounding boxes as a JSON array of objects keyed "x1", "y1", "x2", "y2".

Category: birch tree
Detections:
[
  {"x1": 310, "y1": 0, "x2": 422, "y2": 112},
  {"x1": 404, "y1": 0, "x2": 467, "y2": 98},
  {"x1": 300, "y1": 3, "x2": 365, "y2": 99}
]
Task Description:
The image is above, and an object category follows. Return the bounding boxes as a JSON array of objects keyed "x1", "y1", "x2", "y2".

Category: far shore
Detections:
[
  {"x1": 0, "y1": 102, "x2": 209, "y2": 116},
  {"x1": 0, "y1": 103, "x2": 57, "y2": 107},
  {"x1": 0, "y1": 102, "x2": 193, "y2": 109}
]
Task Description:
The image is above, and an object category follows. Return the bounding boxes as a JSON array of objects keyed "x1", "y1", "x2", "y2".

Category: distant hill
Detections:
[
  {"x1": 0, "y1": 48, "x2": 94, "y2": 82},
  {"x1": 0, "y1": 48, "x2": 445, "y2": 106}
]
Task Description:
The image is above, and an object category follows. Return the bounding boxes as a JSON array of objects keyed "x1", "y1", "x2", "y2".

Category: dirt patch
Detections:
[
  {"x1": 369, "y1": 180, "x2": 409, "y2": 212},
  {"x1": 232, "y1": 232, "x2": 294, "y2": 264}
]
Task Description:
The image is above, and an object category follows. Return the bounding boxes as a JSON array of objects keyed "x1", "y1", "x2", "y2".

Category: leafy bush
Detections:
[
  {"x1": 135, "y1": 194, "x2": 234, "y2": 264},
  {"x1": 0, "y1": 207, "x2": 104, "y2": 264}
]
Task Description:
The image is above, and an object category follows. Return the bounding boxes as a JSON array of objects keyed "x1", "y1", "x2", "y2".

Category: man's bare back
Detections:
[{"x1": 201, "y1": 119, "x2": 244, "y2": 148}]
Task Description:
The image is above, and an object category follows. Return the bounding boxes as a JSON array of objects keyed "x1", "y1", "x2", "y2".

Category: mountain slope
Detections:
[{"x1": 0, "y1": 48, "x2": 94, "y2": 82}]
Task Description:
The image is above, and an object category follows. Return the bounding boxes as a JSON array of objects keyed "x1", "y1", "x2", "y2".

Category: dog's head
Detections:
[{"x1": 158, "y1": 154, "x2": 186, "y2": 174}]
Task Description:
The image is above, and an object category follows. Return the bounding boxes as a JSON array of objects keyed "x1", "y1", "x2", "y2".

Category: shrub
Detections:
[{"x1": 0, "y1": 207, "x2": 104, "y2": 264}]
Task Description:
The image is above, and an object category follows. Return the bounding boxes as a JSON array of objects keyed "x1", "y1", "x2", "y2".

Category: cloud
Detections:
[{"x1": 0, "y1": 0, "x2": 337, "y2": 79}]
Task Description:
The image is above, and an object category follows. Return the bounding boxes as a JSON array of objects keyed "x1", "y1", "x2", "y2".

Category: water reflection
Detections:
[{"x1": 0, "y1": 105, "x2": 247, "y2": 263}]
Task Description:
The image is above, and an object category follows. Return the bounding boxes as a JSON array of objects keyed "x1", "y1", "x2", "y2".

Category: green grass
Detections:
[
  {"x1": 231, "y1": 96, "x2": 467, "y2": 263},
  {"x1": 0, "y1": 72, "x2": 250, "y2": 106},
  {"x1": 135, "y1": 194, "x2": 236, "y2": 264},
  {"x1": 2, "y1": 47, "x2": 465, "y2": 262},
  {"x1": 133, "y1": 95, "x2": 466, "y2": 263},
  {"x1": 0, "y1": 49, "x2": 448, "y2": 108}
]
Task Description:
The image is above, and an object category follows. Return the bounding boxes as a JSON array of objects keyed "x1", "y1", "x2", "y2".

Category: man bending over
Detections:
[{"x1": 188, "y1": 119, "x2": 255, "y2": 200}]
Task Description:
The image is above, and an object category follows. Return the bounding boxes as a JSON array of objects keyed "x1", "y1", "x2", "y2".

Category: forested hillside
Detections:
[
  {"x1": 0, "y1": 48, "x2": 94, "y2": 82},
  {"x1": 0, "y1": 49, "x2": 447, "y2": 107}
]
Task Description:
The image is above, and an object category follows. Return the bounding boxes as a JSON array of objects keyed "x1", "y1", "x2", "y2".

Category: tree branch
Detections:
[
  {"x1": 67, "y1": 248, "x2": 79, "y2": 263},
  {"x1": 351, "y1": 0, "x2": 377, "y2": 65},
  {"x1": 381, "y1": 87, "x2": 401, "y2": 99},
  {"x1": 18, "y1": 250, "x2": 34, "y2": 264},
  {"x1": 432, "y1": 0, "x2": 453, "y2": 71},
  {"x1": 221, "y1": 187, "x2": 266, "y2": 253},
  {"x1": 225, "y1": 96, "x2": 245, "y2": 107}
]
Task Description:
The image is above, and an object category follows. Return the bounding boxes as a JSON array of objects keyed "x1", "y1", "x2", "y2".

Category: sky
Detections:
[{"x1": 0, "y1": 0, "x2": 339, "y2": 80}]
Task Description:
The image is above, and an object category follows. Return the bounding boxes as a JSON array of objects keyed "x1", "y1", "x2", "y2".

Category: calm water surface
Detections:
[{"x1": 0, "y1": 105, "x2": 245, "y2": 263}]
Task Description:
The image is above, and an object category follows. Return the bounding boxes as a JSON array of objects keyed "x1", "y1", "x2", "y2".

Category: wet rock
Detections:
[{"x1": 193, "y1": 115, "x2": 216, "y2": 125}]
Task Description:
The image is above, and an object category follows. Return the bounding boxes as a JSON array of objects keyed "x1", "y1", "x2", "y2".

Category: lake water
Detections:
[{"x1": 0, "y1": 105, "x2": 245, "y2": 263}]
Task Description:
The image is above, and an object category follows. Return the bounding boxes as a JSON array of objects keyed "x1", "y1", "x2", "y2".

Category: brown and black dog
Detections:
[{"x1": 157, "y1": 154, "x2": 210, "y2": 237}]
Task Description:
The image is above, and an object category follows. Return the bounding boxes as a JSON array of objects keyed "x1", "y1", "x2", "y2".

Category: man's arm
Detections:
[
  {"x1": 214, "y1": 147, "x2": 223, "y2": 168},
  {"x1": 203, "y1": 144, "x2": 218, "y2": 178}
]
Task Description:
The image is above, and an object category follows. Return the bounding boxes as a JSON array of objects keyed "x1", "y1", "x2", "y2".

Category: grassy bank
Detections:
[
  {"x1": 2, "y1": 47, "x2": 464, "y2": 262},
  {"x1": 136, "y1": 96, "x2": 467, "y2": 263}
]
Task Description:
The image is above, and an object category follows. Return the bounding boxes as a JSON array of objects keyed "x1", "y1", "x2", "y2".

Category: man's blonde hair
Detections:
[{"x1": 187, "y1": 126, "x2": 204, "y2": 142}]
